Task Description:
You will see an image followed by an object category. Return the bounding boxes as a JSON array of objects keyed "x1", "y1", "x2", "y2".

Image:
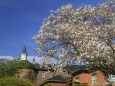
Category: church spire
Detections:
[
  {"x1": 20, "y1": 45, "x2": 27, "y2": 60},
  {"x1": 22, "y1": 45, "x2": 27, "y2": 54}
]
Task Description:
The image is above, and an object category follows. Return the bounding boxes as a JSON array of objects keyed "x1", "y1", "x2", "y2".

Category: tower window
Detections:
[{"x1": 42, "y1": 71, "x2": 45, "y2": 77}]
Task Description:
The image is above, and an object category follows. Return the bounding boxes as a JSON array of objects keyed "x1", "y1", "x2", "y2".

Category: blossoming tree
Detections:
[{"x1": 33, "y1": 0, "x2": 115, "y2": 76}]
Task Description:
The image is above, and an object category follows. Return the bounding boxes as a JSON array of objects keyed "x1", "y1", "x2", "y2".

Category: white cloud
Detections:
[
  {"x1": 0, "y1": 56, "x2": 13, "y2": 60},
  {"x1": 0, "y1": 56, "x2": 43, "y2": 63}
]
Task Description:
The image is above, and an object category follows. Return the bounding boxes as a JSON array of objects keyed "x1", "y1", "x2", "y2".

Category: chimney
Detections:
[{"x1": 33, "y1": 57, "x2": 35, "y2": 64}]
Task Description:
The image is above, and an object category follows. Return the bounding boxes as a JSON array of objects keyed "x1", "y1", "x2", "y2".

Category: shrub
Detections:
[
  {"x1": 74, "y1": 82, "x2": 81, "y2": 86},
  {"x1": 81, "y1": 83, "x2": 88, "y2": 86},
  {"x1": 0, "y1": 77, "x2": 33, "y2": 86}
]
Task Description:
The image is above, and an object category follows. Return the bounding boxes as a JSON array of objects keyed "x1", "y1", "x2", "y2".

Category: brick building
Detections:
[
  {"x1": 31, "y1": 65, "x2": 83, "y2": 86},
  {"x1": 39, "y1": 75, "x2": 70, "y2": 86},
  {"x1": 32, "y1": 63, "x2": 54, "y2": 86},
  {"x1": 19, "y1": 46, "x2": 115, "y2": 86},
  {"x1": 64, "y1": 65, "x2": 115, "y2": 86}
]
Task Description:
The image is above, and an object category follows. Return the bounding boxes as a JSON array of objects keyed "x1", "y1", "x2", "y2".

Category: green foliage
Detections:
[
  {"x1": 81, "y1": 83, "x2": 88, "y2": 86},
  {"x1": 0, "y1": 77, "x2": 33, "y2": 86},
  {"x1": 17, "y1": 60, "x2": 32, "y2": 69},
  {"x1": 74, "y1": 82, "x2": 81, "y2": 86},
  {"x1": 0, "y1": 58, "x2": 20, "y2": 78},
  {"x1": 74, "y1": 82, "x2": 88, "y2": 86},
  {"x1": 13, "y1": 56, "x2": 20, "y2": 62},
  {"x1": 0, "y1": 57, "x2": 31, "y2": 78}
]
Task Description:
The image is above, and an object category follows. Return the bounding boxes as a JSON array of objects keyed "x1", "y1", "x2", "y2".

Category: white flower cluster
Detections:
[{"x1": 33, "y1": 0, "x2": 115, "y2": 73}]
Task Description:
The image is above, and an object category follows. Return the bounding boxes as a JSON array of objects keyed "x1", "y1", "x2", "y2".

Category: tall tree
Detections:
[
  {"x1": 0, "y1": 58, "x2": 20, "y2": 78},
  {"x1": 33, "y1": 0, "x2": 115, "y2": 76}
]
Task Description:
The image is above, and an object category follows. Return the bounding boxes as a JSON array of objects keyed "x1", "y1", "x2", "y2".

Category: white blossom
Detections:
[{"x1": 33, "y1": 0, "x2": 115, "y2": 75}]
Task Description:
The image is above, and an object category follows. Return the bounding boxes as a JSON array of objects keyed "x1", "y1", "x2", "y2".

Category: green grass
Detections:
[{"x1": 0, "y1": 77, "x2": 33, "y2": 86}]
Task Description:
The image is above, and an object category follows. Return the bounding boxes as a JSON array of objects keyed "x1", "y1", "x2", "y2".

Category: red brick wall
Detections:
[
  {"x1": 36, "y1": 71, "x2": 53, "y2": 86},
  {"x1": 72, "y1": 70, "x2": 114, "y2": 86},
  {"x1": 80, "y1": 72, "x2": 91, "y2": 85},
  {"x1": 72, "y1": 71, "x2": 91, "y2": 86},
  {"x1": 112, "y1": 84, "x2": 115, "y2": 86},
  {"x1": 96, "y1": 71, "x2": 106, "y2": 86}
]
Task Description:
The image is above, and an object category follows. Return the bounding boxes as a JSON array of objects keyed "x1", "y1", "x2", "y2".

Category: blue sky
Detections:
[{"x1": 0, "y1": 0, "x2": 105, "y2": 56}]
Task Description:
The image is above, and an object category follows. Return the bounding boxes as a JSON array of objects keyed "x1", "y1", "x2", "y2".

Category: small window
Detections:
[
  {"x1": 42, "y1": 71, "x2": 45, "y2": 77},
  {"x1": 92, "y1": 74, "x2": 97, "y2": 85}
]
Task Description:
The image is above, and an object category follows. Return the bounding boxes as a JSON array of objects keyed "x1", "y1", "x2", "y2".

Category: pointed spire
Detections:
[
  {"x1": 33, "y1": 57, "x2": 35, "y2": 64},
  {"x1": 22, "y1": 45, "x2": 27, "y2": 54},
  {"x1": 20, "y1": 45, "x2": 28, "y2": 60}
]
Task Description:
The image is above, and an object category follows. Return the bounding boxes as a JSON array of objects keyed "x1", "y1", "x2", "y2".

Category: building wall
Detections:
[
  {"x1": 72, "y1": 70, "x2": 115, "y2": 86},
  {"x1": 18, "y1": 69, "x2": 34, "y2": 84},
  {"x1": 36, "y1": 71, "x2": 53, "y2": 86},
  {"x1": 80, "y1": 72, "x2": 92, "y2": 85},
  {"x1": 96, "y1": 71, "x2": 106, "y2": 86},
  {"x1": 72, "y1": 71, "x2": 91, "y2": 86},
  {"x1": 36, "y1": 68, "x2": 71, "y2": 86},
  {"x1": 18, "y1": 69, "x2": 31, "y2": 78}
]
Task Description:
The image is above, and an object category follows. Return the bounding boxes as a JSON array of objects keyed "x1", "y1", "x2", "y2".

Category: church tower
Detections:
[{"x1": 20, "y1": 45, "x2": 27, "y2": 60}]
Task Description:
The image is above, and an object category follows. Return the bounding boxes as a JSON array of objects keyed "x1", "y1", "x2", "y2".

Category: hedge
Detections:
[{"x1": 0, "y1": 77, "x2": 33, "y2": 86}]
